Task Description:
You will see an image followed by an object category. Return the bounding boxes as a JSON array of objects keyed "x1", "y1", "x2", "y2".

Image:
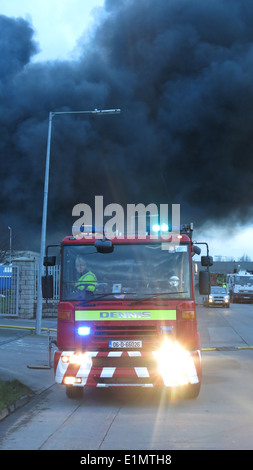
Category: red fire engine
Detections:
[{"x1": 42, "y1": 224, "x2": 211, "y2": 399}]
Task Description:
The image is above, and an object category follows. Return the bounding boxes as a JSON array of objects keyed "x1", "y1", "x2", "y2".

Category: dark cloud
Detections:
[
  {"x1": 0, "y1": 15, "x2": 38, "y2": 80},
  {"x1": 1, "y1": 1, "x2": 253, "y2": 249}
]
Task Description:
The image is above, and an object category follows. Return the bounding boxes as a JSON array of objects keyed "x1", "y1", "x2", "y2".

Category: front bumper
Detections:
[
  {"x1": 208, "y1": 302, "x2": 230, "y2": 307},
  {"x1": 54, "y1": 347, "x2": 201, "y2": 388},
  {"x1": 232, "y1": 293, "x2": 253, "y2": 302},
  {"x1": 206, "y1": 296, "x2": 230, "y2": 307}
]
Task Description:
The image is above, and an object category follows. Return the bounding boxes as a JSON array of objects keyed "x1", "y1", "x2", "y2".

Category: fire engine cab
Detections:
[{"x1": 42, "y1": 224, "x2": 211, "y2": 399}]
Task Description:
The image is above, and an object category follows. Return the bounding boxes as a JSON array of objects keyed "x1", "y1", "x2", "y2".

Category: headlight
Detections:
[
  {"x1": 64, "y1": 377, "x2": 82, "y2": 385},
  {"x1": 153, "y1": 339, "x2": 196, "y2": 387},
  {"x1": 224, "y1": 296, "x2": 229, "y2": 301},
  {"x1": 208, "y1": 296, "x2": 213, "y2": 302},
  {"x1": 61, "y1": 352, "x2": 91, "y2": 367}
]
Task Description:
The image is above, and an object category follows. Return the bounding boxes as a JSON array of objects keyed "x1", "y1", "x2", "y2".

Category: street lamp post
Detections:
[{"x1": 35, "y1": 108, "x2": 121, "y2": 335}]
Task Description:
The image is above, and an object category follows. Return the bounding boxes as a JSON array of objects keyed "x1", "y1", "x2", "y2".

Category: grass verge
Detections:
[{"x1": 0, "y1": 379, "x2": 33, "y2": 413}]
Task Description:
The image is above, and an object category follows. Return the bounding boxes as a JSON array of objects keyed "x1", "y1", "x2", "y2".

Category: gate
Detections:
[{"x1": 0, "y1": 265, "x2": 19, "y2": 316}]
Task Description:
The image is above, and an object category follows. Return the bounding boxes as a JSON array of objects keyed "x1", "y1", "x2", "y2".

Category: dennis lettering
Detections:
[{"x1": 100, "y1": 311, "x2": 151, "y2": 319}]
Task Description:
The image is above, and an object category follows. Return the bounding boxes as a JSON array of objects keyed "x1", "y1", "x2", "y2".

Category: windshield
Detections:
[
  {"x1": 211, "y1": 286, "x2": 227, "y2": 294},
  {"x1": 235, "y1": 276, "x2": 253, "y2": 286},
  {"x1": 61, "y1": 242, "x2": 192, "y2": 302}
]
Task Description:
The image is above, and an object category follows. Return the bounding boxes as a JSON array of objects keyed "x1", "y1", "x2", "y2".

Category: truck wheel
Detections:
[
  {"x1": 66, "y1": 385, "x2": 83, "y2": 399},
  {"x1": 183, "y1": 382, "x2": 201, "y2": 399}
]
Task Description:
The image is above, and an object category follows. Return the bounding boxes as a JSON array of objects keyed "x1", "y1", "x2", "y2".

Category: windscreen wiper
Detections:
[
  {"x1": 129, "y1": 292, "x2": 187, "y2": 305},
  {"x1": 77, "y1": 292, "x2": 137, "y2": 306}
]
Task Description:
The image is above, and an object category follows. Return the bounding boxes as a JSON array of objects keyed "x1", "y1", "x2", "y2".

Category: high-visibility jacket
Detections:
[{"x1": 75, "y1": 270, "x2": 97, "y2": 292}]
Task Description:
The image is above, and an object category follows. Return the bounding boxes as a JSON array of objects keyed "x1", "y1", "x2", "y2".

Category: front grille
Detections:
[
  {"x1": 93, "y1": 377, "x2": 155, "y2": 384},
  {"x1": 94, "y1": 325, "x2": 157, "y2": 341},
  {"x1": 92, "y1": 355, "x2": 157, "y2": 368},
  {"x1": 213, "y1": 296, "x2": 226, "y2": 302}
]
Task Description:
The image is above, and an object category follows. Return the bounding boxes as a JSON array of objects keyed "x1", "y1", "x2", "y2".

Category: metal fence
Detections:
[
  {"x1": 0, "y1": 265, "x2": 19, "y2": 316},
  {"x1": 34, "y1": 264, "x2": 60, "y2": 301}
]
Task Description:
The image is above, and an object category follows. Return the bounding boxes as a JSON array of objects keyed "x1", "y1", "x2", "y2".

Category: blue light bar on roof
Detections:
[{"x1": 149, "y1": 223, "x2": 193, "y2": 235}]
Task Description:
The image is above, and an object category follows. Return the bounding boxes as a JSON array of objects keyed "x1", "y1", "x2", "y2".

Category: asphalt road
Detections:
[{"x1": 0, "y1": 303, "x2": 253, "y2": 451}]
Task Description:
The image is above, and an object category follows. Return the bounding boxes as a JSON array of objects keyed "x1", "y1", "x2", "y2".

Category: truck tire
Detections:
[
  {"x1": 66, "y1": 385, "x2": 83, "y2": 399},
  {"x1": 183, "y1": 382, "x2": 201, "y2": 399}
]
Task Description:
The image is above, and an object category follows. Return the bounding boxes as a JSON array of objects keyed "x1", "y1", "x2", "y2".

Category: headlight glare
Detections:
[{"x1": 153, "y1": 339, "x2": 195, "y2": 386}]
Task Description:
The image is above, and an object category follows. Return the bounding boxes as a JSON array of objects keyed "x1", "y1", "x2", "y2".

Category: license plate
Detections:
[{"x1": 109, "y1": 340, "x2": 142, "y2": 348}]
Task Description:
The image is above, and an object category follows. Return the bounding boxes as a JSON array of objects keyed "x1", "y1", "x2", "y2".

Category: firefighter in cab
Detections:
[{"x1": 74, "y1": 256, "x2": 97, "y2": 293}]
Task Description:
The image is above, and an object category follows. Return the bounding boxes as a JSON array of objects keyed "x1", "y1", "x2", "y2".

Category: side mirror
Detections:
[
  {"x1": 43, "y1": 256, "x2": 56, "y2": 267},
  {"x1": 94, "y1": 238, "x2": 114, "y2": 253},
  {"x1": 199, "y1": 271, "x2": 210, "y2": 295},
  {"x1": 42, "y1": 275, "x2": 54, "y2": 299},
  {"x1": 201, "y1": 255, "x2": 213, "y2": 267}
]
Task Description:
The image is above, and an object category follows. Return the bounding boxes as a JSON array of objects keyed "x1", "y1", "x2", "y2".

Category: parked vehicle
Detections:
[{"x1": 227, "y1": 271, "x2": 253, "y2": 303}]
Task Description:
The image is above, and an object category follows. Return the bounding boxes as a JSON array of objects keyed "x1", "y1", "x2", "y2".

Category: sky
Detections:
[
  {"x1": 0, "y1": 0, "x2": 105, "y2": 62},
  {"x1": 1, "y1": 0, "x2": 253, "y2": 261}
]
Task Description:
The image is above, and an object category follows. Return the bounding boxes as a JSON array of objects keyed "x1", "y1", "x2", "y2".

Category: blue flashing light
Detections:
[
  {"x1": 78, "y1": 326, "x2": 91, "y2": 336},
  {"x1": 152, "y1": 224, "x2": 160, "y2": 232},
  {"x1": 152, "y1": 223, "x2": 169, "y2": 232}
]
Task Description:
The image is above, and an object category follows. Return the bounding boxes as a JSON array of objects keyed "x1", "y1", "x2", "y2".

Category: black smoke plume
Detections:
[{"x1": 1, "y1": 0, "x2": 253, "y2": 250}]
